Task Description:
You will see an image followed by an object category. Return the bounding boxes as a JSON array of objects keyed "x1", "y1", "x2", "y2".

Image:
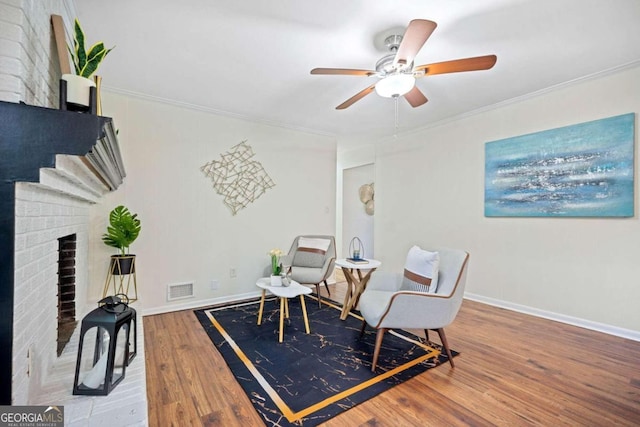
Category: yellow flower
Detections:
[{"x1": 268, "y1": 248, "x2": 283, "y2": 257}]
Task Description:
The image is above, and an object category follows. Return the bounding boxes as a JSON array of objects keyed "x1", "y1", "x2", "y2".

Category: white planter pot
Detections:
[
  {"x1": 62, "y1": 74, "x2": 96, "y2": 107},
  {"x1": 270, "y1": 275, "x2": 282, "y2": 286}
]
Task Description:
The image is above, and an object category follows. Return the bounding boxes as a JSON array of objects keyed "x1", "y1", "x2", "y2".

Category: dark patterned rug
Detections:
[{"x1": 194, "y1": 296, "x2": 457, "y2": 426}]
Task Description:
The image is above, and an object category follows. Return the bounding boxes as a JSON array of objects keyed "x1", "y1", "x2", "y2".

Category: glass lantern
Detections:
[
  {"x1": 72, "y1": 296, "x2": 135, "y2": 396},
  {"x1": 349, "y1": 237, "x2": 364, "y2": 260}
]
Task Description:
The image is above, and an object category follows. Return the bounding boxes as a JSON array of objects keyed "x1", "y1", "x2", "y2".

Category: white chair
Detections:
[
  {"x1": 359, "y1": 247, "x2": 469, "y2": 371},
  {"x1": 280, "y1": 235, "x2": 336, "y2": 307}
]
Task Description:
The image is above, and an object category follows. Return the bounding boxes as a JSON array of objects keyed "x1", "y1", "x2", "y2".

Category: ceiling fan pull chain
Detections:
[{"x1": 394, "y1": 95, "x2": 399, "y2": 137}]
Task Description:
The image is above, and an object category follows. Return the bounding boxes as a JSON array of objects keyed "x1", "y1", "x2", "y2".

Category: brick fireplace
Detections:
[
  {"x1": 13, "y1": 177, "x2": 95, "y2": 403},
  {"x1": 0, "y1": 101, "x2": 146, "y2": 425},
  {"x1": 12, "y1": 158, "x2": 147, "y2": 425},
  {"x1": 0, "y1": 3, "x2": 146, "y2": 423}
]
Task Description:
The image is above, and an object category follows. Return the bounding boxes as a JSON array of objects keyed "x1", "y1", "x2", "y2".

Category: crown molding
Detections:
[
  {"x1": 380, "y1": 59, "x2": 640, "y2": 144},
  {"x1": 101, "y1": 85, "x2": 337, "y2": 139}
]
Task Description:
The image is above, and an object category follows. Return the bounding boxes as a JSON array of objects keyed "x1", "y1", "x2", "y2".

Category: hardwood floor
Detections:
[{"x1": 144, "y1": 282, "x2": 640, "y2": 426}]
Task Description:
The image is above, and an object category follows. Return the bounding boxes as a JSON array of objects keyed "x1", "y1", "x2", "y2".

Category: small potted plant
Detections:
[
  {"x1": 268, "y1": 248, "x2": 283, "y2": 286},
  {"x1": 102, "y1": 205, "x2": 141, "y2": 275},
  {"x1": 63, "y1": 18, "x2": 114, "y2": 107}
]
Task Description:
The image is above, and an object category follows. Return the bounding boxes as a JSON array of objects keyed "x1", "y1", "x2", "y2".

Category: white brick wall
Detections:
[
  {"x1": 13, "y1": 181, "x2": 92, "y2": 404},
  {"x1": 0, "y1": 0, "x2": 76, "y2": 106}
]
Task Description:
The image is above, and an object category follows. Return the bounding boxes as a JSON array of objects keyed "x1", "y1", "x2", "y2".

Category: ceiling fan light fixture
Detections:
[{"x1": 375, "y1": 73, "x2": 415, "y2": 98}]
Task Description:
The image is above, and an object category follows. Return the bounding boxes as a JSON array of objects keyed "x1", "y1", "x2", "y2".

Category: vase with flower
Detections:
[{"x1": 268, "y1": 248, "x2": 283, "y2": 286}]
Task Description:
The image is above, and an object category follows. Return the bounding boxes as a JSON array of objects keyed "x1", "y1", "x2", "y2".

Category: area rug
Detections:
[{"x1": 194, "y1": 296, "x2": 458, "y2": 426}]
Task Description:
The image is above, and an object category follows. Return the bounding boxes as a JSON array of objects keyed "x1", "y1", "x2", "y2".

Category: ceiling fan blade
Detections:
[
  {"x1": 404, "y1": 86, "x2": 428, "y2": 108},
  {"x1": 311, "y1": 68, "x2": 376, "y2": 76},
  {"x1": 414, "y1": 55, "x2": 497, "y2": 76},
  {"x1": 394, "y1": 19, "x2": 437, "y2": 66},
  {"x1": 336, "y1": 84, "x2": 377, "y2": 110}
]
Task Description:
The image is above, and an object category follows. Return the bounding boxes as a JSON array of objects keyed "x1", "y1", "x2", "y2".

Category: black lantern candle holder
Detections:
[{"x1": 72, "y1": 295, "x2": 136, "y2": 396}]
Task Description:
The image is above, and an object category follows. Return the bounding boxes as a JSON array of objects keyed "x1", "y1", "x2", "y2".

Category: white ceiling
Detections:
[{"x1": 76, "y1": 0, "x2": 640, "y2": 144}]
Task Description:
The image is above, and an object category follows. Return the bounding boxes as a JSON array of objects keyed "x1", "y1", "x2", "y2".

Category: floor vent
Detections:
[{"x1": 167, "y1": 282, "x2": 194, "y2": 301}]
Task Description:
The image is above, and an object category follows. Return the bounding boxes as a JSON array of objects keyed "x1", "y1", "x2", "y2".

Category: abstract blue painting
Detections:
[{"x1": 485, "y1": 113, "x2": 635, "y2": 217}]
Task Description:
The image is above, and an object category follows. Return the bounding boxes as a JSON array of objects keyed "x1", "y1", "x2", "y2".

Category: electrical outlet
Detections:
[
  {"x1": 229, "y1": 268, "x2": 236, "y2": 278},
  {"x1": 26, "y1": 347, "x2": 32, "y2": 377},
  {"x1": 210, "y1": 280, "x2": 219, "y2": 290}
]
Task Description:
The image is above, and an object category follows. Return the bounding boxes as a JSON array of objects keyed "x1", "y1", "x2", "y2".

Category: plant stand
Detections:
[
  {"x1": 59, "y1": 78, "x2": 97, "y2": 114},
  {"x1": 103, "y1": 255, "x2": 138, "y2": 302}
]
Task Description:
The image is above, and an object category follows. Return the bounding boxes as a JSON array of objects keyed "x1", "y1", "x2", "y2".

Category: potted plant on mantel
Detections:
[
  {"x1": 63, "y1": 18, "x2": 114, "y2": 108},
  {"x1": 102, "y1": 206, "x2": 141, "y2": 300}
]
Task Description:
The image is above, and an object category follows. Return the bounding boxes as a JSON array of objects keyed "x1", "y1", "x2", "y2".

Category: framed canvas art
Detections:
[{"x1": 485, "y1": 113, "x2": 634, "y2": 217}]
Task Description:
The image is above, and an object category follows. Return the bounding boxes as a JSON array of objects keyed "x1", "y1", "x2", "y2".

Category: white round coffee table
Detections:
[{"x1": 256, "y1": 277, "x2": 312, "y2": 342}]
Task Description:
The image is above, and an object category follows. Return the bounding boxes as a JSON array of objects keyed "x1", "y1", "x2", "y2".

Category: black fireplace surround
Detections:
[{"x1": 0, "y1": 100, "x2": 125, "y2": 404}]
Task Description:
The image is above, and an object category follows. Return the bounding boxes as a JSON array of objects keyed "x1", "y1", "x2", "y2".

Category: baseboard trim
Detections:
[
  {"x1": 141, "y1": 291, "x2": 263, "y2": 316},
  {"x1": 142, "y1": 279, "x2": 338, "y2": 316},
  {"x1": 142, "y1": 290, "x2": 639, "y2": 341},
  {"x1": 464, "y1": 292, "x2": 640, "y2": 342}
]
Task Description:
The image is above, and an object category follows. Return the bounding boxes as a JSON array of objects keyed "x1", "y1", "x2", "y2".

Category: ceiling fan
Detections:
[{"x1": 311, "y1": 19, "x2": 497, "y2": 110}]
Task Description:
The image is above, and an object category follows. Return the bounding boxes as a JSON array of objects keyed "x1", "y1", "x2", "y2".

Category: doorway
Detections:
[{"x1": 342, "y1": 164, "x2": 374, "y2": 260}]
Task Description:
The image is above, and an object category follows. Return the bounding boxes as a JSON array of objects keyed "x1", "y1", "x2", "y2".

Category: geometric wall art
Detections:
[
  {"x1": 485, "y1": 113, "x2": 634, "y2": 217},
  {"x1": 201, "y1": 140, "x2": 275, "y2": 215}
]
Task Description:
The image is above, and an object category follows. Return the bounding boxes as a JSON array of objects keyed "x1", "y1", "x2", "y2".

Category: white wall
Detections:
[
  {"x1": 342, "y1": 164, "x2": 374, "y2": 259},
  {"x1": 368, "y1": 65, "x2": 640, "y2": 336},
  {"x1": 90, "y1": 92, "x2": 337, "y2": 314}
]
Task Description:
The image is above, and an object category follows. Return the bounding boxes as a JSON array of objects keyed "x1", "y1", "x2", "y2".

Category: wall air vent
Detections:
[{"x1": 167, "y1": 282, "x2": 194, "y2": 301}]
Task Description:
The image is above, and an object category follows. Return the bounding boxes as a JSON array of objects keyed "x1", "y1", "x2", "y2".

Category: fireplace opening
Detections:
[{"x1": 57, "y1": 234, "x2": 77, "y2": 357}]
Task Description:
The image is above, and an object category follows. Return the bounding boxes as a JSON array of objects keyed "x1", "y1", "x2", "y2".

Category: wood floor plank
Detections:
[{"x1": 144, "y1": 283, "x2": 640, "y2": 426}]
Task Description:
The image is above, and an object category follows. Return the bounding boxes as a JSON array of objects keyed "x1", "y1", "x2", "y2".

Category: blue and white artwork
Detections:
[{"x1": 485, "y1": 113, "x2": 634, "y2": 217}]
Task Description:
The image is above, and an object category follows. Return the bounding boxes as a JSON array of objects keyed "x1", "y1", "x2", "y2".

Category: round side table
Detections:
[{"x1": 334, "y1": 258, "x2": 381, "y2": 320}]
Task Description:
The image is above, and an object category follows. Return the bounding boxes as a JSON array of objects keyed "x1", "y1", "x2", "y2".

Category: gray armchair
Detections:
[
  {"x1": 280, "y1": 235, "x2": 336, "y2": 308},
  {"x1": 359, "y1": 247, "x2": 469, "y2": 371}
]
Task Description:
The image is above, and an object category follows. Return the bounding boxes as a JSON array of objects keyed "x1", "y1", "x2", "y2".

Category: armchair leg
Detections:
[
  {"x1": 436, "y1": 328, "x2": 455, "y2": 368},
  {"x1": 371, "y1": 328, "x2": 388, "y2": 372},
  {"x1": 314, "y1": 284, "x2": 322, "y2": 308},
  {"x1": 359, "y1": 320, "x2": 367, "y2": 337},
  {"x1": 323, "y1": 280, "x2": 331, "y2": 296},
  {"x1": 424, "y1": 329, "x2": 430, "y2": 343}
]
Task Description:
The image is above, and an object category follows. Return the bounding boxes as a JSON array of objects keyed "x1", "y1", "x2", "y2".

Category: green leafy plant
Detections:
[
  {"x1": 102, "y1": 206, "x2": 141, "y2": 255},
  {"x1": 268, "y1": 248, "x2": 283, "y2": 275},
  {"x1": 68, "y1": 18, "x2": 114, "y2": 78}
]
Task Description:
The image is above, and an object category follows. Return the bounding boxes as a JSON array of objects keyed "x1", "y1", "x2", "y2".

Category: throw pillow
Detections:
[
  {"x1": 401, "y1": 245, "x2": 439, "y2": 293},
  {"x1": 292, "y1": 237, "x2": 331, "y2": 268}
]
